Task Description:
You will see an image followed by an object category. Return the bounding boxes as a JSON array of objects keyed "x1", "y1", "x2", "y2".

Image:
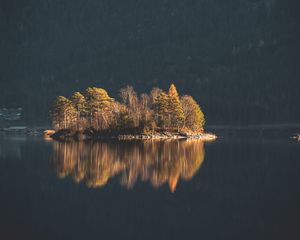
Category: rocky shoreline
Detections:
[
  {"x1": 47, "y1": 129, "x2": 217, "y2": 141},
  {"x1": 117, "y1": 132, "x2": 217, "y2": 141}
]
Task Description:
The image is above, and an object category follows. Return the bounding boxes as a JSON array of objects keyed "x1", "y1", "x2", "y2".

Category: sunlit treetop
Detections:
[
  {"x1": 50, "y1": 84, "x2": 205, "y2": 133},
  {"x1": 168, "y1": 83, "x2": 179, "y2": 98}
]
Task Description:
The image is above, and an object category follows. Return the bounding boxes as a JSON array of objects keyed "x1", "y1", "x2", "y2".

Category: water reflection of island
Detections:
[{"x1": 51, "y1": 140, "x2": 205, "y2": 192}]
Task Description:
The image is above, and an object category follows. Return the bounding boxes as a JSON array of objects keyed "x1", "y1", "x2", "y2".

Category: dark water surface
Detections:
[{"x1": 0, "y1": 130, "x2": 300, "y2": 240}]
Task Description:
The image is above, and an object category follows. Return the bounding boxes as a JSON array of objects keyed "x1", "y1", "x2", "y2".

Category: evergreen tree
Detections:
[
  {"x1": 49, "y1": 85, "x2": 206, "y2": 134},
  {"x1": 168, "y1": 84, "x2": 185, "y2": 131},
  {"x1": 71, "y1": 92, "x2": 87, "y2": 114},
  {"x1": 154, "y1": 92, "x2": 170, "y2": 129},
  {"x1": 85, "y1": 87, "x2": 114, "y2": 130},
  {"x1": 181, "y1": 95, "x2": 205, "y2": 132},
  {"x1": 149, "y1": 87, "x2": 163, "y2": 107},
  {"x1": 51, "y1": 96, "x2": 76, "y2": 130},
  {"x1": 71, "y1": 92, "x2": 87, "y2": 130}
]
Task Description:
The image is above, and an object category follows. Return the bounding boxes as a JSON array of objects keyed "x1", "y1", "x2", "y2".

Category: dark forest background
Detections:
[{"x1": 0, "y1": 0, "x2": 299, "y2": 125}]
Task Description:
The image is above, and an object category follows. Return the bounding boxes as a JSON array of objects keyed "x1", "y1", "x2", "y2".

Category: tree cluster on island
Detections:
[{"x1": 50, "y1": 84, "x2": 205, "y2": 137}]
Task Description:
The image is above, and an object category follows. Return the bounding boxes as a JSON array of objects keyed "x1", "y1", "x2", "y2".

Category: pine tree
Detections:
[
  {"x1": 149, "y1": 87, "x2": 163, "y2": 107},
  {"x1": 51, "y1": 96, "x2": 76, "y2": 130},
  {"x1": 71, "y1": 92, "x2": 86, "y2": 114},
  {"x1": 181, "y1": 95, "x2": 205, "y2": 132},
  {"x1": 85, "y1": 87, "x2": 114, "y2": 130},
  {"x1": 154, "y1": 91, "x2": 170, "y2": 129},
  {"x1": 168, "y1": 84, "x2": 185, "y2": 131},
  {"x1": 71, "y1": 92, "x2": 87, "y2": 130},
  {"x1": 50, "y1": 85, "x2": 206, "y2": 135}
]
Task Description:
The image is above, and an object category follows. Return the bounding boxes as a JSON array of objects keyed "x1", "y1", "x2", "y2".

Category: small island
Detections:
[
  {"x1": 292, "y1": 134, "x2": 300, "y2": 141},
  {"x1": 48, "y1": 84, "x2": 216, "y2": 141}
]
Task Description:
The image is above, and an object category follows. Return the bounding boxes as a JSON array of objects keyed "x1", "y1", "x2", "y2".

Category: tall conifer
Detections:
[
  {"x1": 168, "y1": 84, "x2": 185, "y2": 131},
  {"x1": 51, "y1": 96, "x2": 76, "y2": 130},
  {"x1": 71, "y1": 92, "x2": 87, "y2": 130},
  {"x1": 154, "y1": 92, "x2": 170, "y2": 128},
  {"x1": 85, "y1": 87, "x2": 114, "y2": 130}
]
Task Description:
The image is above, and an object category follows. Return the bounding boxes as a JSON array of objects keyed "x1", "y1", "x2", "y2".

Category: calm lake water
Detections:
[{"x1": 0, "y1": 128, "x2": 300, "y2": 240}]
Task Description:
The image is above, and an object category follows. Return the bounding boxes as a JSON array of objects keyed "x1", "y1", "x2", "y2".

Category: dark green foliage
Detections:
[{"x1": 0, "y1": 1, "x2": 298, "y2": 125}]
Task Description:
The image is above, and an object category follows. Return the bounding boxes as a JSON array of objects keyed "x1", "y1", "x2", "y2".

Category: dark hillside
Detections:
[{"x1": 0, "y1": 0, "x2": 299, "y2": 125}]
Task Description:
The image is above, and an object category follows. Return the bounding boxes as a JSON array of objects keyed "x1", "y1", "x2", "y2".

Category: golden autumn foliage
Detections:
[
  {"x1": 50, "y1": 84, "x2": 205, "y2": 133},
  {"x1": 181, "y1": 95, "x2": 205, "y2": 132},
  {"x1": 168, "y1": 84, "x2": 185, "y2": 130}
]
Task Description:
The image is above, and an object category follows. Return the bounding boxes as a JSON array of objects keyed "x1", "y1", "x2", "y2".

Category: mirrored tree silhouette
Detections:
[{"x1": 51, "y1": 140, "x2": 205, "y2": 192}]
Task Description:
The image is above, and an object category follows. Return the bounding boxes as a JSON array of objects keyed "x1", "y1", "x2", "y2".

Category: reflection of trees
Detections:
[{"x1": 51, "y1": 140, "x2": 205, "y2": 192}]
